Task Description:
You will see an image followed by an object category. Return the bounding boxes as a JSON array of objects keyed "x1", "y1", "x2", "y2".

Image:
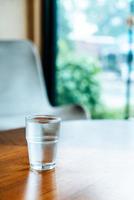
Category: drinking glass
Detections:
[{"x1": 26, "y1": 115, "x2": 61, "y2": 171}]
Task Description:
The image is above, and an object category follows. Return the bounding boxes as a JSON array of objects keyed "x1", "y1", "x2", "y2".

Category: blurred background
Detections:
[
  {"x1": 1, "y1": 0, "x2": 134, "y2": 119},
  {"x1": 57, "y1": 0, "x2": 134, "y2": 119}
]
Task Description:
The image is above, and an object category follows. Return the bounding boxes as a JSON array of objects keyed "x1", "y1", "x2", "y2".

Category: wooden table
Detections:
[{"x1": 0, "y1": 120, "x2": 134, "y2": 200}]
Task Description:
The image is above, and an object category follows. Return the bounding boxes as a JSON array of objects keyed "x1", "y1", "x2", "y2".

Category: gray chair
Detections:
[{"x1": 0, "y1": 40, "x2": 88, "y2": 130}]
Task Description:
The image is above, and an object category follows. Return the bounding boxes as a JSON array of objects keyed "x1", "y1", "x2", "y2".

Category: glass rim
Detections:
[{"x1": 26, "y1": 114, "x2": 61, "y2": 124}]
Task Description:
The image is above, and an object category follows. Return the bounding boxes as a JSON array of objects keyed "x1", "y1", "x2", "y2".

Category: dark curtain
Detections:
[{"x1": 41, "y1": 0, "x2": 57, "y2": 106}]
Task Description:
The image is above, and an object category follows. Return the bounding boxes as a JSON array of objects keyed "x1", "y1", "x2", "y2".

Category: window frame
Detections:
[{"x1": 41, "y1": 0, "x2": 57, "y2": 106}]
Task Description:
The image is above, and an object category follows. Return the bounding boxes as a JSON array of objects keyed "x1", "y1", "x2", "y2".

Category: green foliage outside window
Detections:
[{"x1": 56, "y1": 40, "x2": 102, "y2": 117}]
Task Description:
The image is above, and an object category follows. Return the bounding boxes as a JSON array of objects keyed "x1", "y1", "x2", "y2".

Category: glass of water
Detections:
[{"x1": 26, "y1": 115, "x2": 61, "y2": 171}]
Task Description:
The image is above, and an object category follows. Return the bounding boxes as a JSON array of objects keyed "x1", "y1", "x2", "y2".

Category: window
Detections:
[{"x1": 56, "y1": 0, "x2": 134, "y2": 119}]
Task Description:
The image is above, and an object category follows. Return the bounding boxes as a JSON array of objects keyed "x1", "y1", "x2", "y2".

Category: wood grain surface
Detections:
[{"x1": 0, "y1": 120, "x2": 134, "y2": 200}]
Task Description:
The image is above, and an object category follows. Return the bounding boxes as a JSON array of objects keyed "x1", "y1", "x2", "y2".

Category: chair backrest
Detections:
[{"x1": 0, "y1": 40, "x2": 50, "y2": 117}]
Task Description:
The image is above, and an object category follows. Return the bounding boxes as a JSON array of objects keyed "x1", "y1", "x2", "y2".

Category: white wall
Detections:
[{"x1": 0, "y1": 0, "x2": 27, "y2": 39}]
